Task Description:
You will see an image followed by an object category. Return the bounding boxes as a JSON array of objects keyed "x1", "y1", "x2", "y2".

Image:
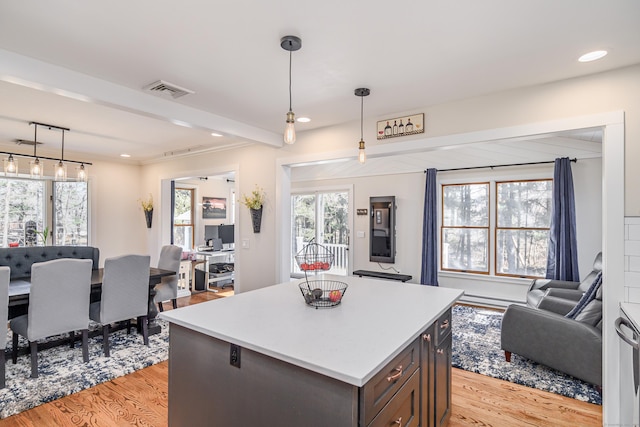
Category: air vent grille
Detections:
[{"x1": 143, "y1": 80, "x2": 194, "y2": 99}]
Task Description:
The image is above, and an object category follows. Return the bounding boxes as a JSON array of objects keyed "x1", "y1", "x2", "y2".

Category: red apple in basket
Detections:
[{"x1": 329, "y1": 290, "x2": 341, "y2": 302}]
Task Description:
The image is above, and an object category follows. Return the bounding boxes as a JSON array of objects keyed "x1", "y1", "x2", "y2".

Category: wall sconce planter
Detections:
[
  {"x1": 144, "y1": 209, "x2": 153, "y2": 229},
  {"x1": 250, "y1": 207, "x2": 263, "y2": 233}
]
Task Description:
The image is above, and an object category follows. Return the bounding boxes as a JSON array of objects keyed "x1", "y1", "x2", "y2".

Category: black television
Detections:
[{"x1": 218, "y1": 224, "x2": 234, "y2": 244}]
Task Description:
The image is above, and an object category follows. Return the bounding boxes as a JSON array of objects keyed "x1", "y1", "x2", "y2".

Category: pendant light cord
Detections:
[
  {"x1": 360, "y1": 94, "x2": 364, "y2": 140},
  {"x1": 60, "y1": 129, "x2": 65, "y2": 161},
  {"x1": 288, "y1": 50, "x2": 293, "y2": 112},
  {"x1": 33, "y1": 123, "x2": 38, "y2": 157}
]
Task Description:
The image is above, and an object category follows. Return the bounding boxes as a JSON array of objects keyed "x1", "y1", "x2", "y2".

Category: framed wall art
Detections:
[
  {"x1": 377, "y1": 113, "x2": 424, "y2": 140},
  {"x1": 202, "y1": 197, "x2": 227, "y2": 219}
]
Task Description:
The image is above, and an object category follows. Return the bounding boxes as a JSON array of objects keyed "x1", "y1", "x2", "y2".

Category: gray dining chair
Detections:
[
  {"x1": 153, "y1": 245, "x2": 182, "y2": 312},
  {"x1": 10, "y1": 259, "x2": 93, "y2": 379},
  {"x1": 0, "y1": 266, "x2": 10, "y2": 388},
  {"x1": 90, "y1": 254, "x2": 150, "y2": 357}
]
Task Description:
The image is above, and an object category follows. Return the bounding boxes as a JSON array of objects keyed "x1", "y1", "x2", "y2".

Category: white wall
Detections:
[{"x1": 87, "y1": 159, "x2": 148, "y2": 266}]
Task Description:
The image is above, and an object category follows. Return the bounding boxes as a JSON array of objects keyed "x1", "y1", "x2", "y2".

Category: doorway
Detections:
[{"x1": 291, "y1": 189, "x2": 351, "y2": 278}]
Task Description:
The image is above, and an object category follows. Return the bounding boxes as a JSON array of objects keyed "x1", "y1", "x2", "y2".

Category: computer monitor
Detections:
[
  {"x1": 218, "y1": 224, "x2": 234, "y2": 244},
  {"x1": 204, "y1": 225, "x2": 219, "y2": 241}
]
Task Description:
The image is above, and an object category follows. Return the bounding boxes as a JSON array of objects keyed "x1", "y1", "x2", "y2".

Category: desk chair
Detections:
[
  {"x1": 90, "y1": 254, "x2": 150, "y2": 357},
  {"x1": 0, "y1": 266, "x2": 9, "y2": 388},
  {"x1": 154, "y1": 245, "x2": 182, "y2": 312},
  {"x1": 10, "y1": 259, "x2": 93, "y2": 378}
]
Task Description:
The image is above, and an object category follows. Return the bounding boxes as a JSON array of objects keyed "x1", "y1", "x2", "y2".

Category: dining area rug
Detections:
[
  {"x1": 451, "y1": 304, "x2": 602, "y2": 405},
  {"x1": 0, "y1": 320, "x2": 169, "y2": 419}
]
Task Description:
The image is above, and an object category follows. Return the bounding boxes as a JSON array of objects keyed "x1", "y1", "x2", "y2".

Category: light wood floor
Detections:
[{"x1": 1, "y1": 291, "x2": 602, "y2": 427}]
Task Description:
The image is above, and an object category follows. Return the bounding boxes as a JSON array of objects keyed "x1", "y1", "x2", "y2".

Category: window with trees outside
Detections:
[
  {"x1": 441, "y1": 183, "x2": 489, "y2": 273},
  {"x1": 0, "y1": 178, "x2": 88, "y2": 247},
  {"x1": 173, "y1": 188, "x2": 194, "y2": 250},
  {"x1": 496, "y1": 179, "x2": 552, "y2": 277},
  {"x1": 441, "y1": 179, "x2": 552, "y2": 278}
]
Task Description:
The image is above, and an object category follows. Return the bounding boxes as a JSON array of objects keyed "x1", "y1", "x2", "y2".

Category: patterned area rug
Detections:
[
  {"x1": 452, "y1": 305, "x2": 602, "y2": 405},
  {"x1": 0, "y1": 320, "x2": 169, "y2": 419}
]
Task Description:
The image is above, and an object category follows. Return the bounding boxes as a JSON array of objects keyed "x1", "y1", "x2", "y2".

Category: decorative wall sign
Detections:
[
  {"x1": 356, "y1": 209, "x2": 368, "y2": 216},
  {"x1": 377, "y1": 113, "x2": 424, "y2": 140},
  {"x1": 202, "y1": 197, "x2": 227, "y2": 219}
]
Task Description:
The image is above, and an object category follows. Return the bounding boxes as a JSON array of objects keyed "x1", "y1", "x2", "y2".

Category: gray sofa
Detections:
[
  {"x1": 0, "y1": 246, "x2": 100, "y2": 280},
  {"x1": 500, "y1": 253, "x2": 603, "y2": 387}
]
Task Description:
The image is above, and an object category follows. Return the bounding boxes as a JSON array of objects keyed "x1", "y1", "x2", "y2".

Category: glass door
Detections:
[{"x1": 291, "y1": 190, "x2": 350, "y2": 277}]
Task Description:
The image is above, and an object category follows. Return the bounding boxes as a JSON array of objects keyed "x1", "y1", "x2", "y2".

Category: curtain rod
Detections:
[{"x1": 425, "y1": 158, "x2": 577, "y2": 173}]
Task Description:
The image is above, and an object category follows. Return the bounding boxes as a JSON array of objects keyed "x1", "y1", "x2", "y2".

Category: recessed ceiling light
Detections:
[
  {"x1": 211, "y1": 132, "x2": 223, "y2": 137},
  {"x1": 120, "y1": 153, "x2": 131, "y2": 158},
  {"x1": 297, "y1": 117, "x2": 311, "y2": 123},
  {"x1": 578, "y1": 50, "x2": 608, "y2": 62}
]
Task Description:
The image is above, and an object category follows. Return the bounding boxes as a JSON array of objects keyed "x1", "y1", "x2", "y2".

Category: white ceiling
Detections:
[{"x1": 0, "y1": 1, "x2": 638, "y2": 168}]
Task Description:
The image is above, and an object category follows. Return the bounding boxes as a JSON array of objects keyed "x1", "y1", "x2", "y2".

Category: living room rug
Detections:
[
  {"x1": 451, "y1": 304, "x2": 602, "y2": 405},
  {"x1": 0, "y1": 320, "x2": 169, "y2": 419}
]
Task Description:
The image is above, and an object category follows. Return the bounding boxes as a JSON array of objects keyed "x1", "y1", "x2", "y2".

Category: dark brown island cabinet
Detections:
[{"x1": 161, "y1": 275, "x2": 461, "y2": 427}]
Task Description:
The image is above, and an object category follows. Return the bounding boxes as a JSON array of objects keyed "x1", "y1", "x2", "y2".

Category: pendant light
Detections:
[
  {"x1": 355, "y1": 88, "x2": 370, "y2": 163},
  {"x1": 3, "y1": 154, "x2": 18, "y2": 176},
  {"x1": 281, "y1": 35, "x2": 302, "y2": 145},
  {"x1": 30, "y1": 123, "x2": 44, "y2": 178},
  {"x1": 76, "y1": 163, "x2": 87, "y2": 182},
  {"x1": 54, "y1": 128, "x2": 68, "y2": 181}
]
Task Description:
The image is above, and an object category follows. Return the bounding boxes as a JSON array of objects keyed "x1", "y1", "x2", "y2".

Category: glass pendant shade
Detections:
[
  {"x1": 30, "y1": 158, "x2": 44, "y2": 178},
  {"x1": 358, "y1": 140, "x2": 366, "y2": 163},
  {"x1": 284, "y1": 111, "x2": 296, "y2": 144},
  {"x1": 4, "y1": 155, "x2": 18, "y2": 176},
  {"x1": 77, "y1": 164, "x2": 88, "y2": 182},
  {"x1": 55, "y1": 161, "x2": 67, "y2": 181}
]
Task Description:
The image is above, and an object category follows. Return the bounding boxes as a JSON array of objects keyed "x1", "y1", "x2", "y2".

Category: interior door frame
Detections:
[{"x1": 275, "y1": 110, "x2": 624, "y2": 424}]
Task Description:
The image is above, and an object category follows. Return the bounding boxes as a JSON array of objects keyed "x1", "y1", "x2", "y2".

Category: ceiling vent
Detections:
[{"x1": 143, "y1": 80, "x2": 194, "y2": 99}]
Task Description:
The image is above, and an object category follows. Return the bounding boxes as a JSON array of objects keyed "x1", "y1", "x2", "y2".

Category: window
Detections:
[
  {"x1": 0, "y1": 177, "x2": 88, "y2": 247},
  {"x1": 53, "y1": 181, "x2": 88, "y2": 245},
  {"x1": 495, "y1": 180, "x2": 552, "y2": 277},
  {"x1": 173, "y1": 188, "x2": 194, "y2": 249},
  {"x1": 441, "y1": 183, "x2": 489, "y2": 273},
  {"x1": 441, "y1": 178, "x2": 552, "y2": 278},
  {"x1": 0, "y1": 178, "x2": 45, "y2": 246}
]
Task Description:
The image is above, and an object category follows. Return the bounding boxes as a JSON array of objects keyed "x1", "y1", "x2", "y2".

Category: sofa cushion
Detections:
[
  {"x1": 574, "y1": 299, "x2": 602, "y2": 326},
  {"x1": 566, "y1": 271, "x2": 602, "y2": 320},
  {"x1": 0, "y1": 246, "x2": 99, "y2": 279}
]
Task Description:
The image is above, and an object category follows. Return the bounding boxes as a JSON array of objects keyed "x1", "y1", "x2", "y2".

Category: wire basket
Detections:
[
  {"x1": 294, "y1": 241, "x2": 335, "y2": 272},
  {"x1": 299, "y1": 280, "x2": 348, "y2": 308}
]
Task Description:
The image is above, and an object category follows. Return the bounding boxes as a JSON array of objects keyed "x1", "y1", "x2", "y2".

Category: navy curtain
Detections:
[
  {"x1": 546, "y1": 157, "x2": 580, "y2": 281},
  {"x1": 420, "y1": 168, "x2": 439, "y2": 286}
]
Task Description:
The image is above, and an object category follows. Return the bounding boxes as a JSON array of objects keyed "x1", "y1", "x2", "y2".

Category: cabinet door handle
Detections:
[
  {"x1": 392, "y1": 416, "x2": 402, "y2": 426},
  {"x1": 437, "y1": 348, "x2": 444, "y2": 354},
  {"x1": 386, "y1": 365, "x2": 403, "y2": 382},
  {"x1": 440, "y1": 319, "x2": 449, "y2": 330},
  {"x1": 422, "y1": 333, "x2": 431, "y2": 342}
]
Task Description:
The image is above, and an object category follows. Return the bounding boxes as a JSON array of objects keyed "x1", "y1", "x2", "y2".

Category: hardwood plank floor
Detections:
[{"x1": 1, "y1": 292, "x2": 602, "y2": 427}]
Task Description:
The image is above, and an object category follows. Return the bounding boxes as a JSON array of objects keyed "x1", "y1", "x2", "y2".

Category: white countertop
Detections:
[
  {"x1": 621, "y1": 302, "x2": 640, "y2": 331},
  {"x1": 160, "y1": 274, "x2": 463, "y2": 386}
]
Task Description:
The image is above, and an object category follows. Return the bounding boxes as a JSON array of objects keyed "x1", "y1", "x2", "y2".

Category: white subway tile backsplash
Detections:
[
  {"x1": 630, "y1": 224, "x2": 640, "y2": 241},
  {"x1": 630, "y1": 256, "x2": 640, "y2": 273},
  {"x1": 626, "y1": 240, "x2": 640, "y2": 257},
  {"x1": 628, "y1": 287, "x2": 640, "y2": 304},
  {"x1": 626, "y1": 217, "x2": 640, "y2": 225},
  {"x1": 626, "y1": 271, "x2": 640, "y2": 287}
]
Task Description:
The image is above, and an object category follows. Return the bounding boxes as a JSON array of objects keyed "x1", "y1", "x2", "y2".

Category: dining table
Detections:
[{"x1": 8, "y1": 267, "x2": 176, "y2": 337}]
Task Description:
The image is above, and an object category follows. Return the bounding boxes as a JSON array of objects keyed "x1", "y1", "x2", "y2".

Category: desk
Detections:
[
  {"x1": 8, "y1": 267, "x2": 175, "y2": 336},
  {"x1": 193, "y1": 250, "x2": 234, "y2": 291}
]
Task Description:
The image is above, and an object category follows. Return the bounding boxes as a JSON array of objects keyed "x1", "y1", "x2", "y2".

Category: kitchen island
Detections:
[{"x1": 160, "y1": 274, "x2": 463, "y2": 427}]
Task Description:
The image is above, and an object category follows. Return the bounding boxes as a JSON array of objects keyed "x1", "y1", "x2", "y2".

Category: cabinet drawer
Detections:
[
  {"x1": 434, "y1": 308, "x2": 452, "y2": 347},
  {"x1": 368, "y1": 369, "x2": 420, "y2": 427},
  {"x1": 361, "y1": 338, "x2": 420, "y2": 426}
]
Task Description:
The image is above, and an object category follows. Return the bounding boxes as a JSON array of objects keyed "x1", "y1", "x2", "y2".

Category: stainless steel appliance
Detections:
[{"x1": 616, "y1": 313, "x2": 640, "y2": 424}]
